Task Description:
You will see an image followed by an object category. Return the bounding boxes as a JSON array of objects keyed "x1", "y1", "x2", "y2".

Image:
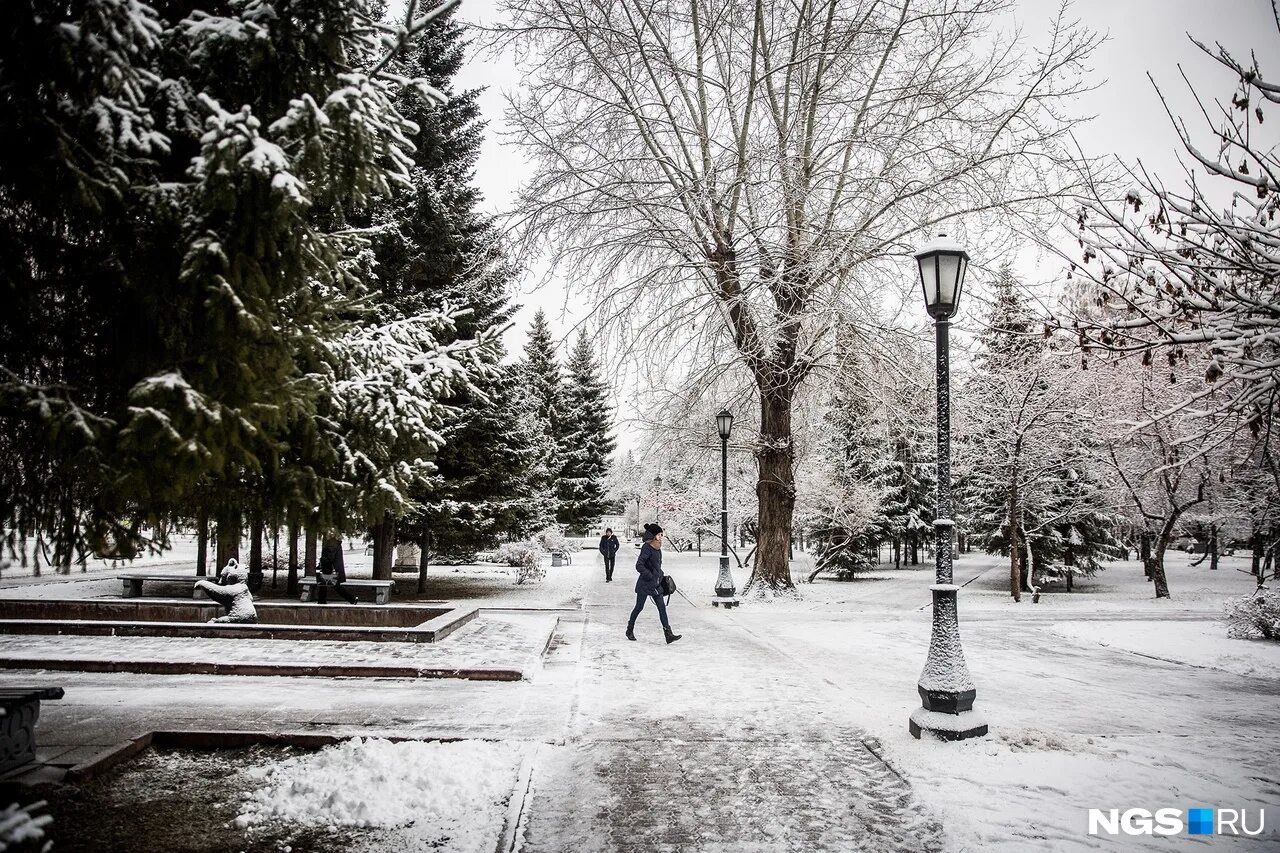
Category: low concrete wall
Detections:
[{"x1": 0, "y1": 599, "x2": 449, "y2": 628}]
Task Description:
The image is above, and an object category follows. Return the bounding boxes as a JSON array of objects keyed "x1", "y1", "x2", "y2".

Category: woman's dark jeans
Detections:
[{"x1": 628, "y1": 591, "x2": 670, "y2": 630}]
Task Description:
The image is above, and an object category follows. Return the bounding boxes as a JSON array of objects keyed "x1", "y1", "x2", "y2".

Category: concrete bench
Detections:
[
  {"x1": 297, "y1": 578, "x2": 393, "y2": 605},
  {"x1": 119, "y1": 573, "x2": 201, "y2": 598},
  {"x1": 0, "y1": 686, "x2": 64, "y2": 773}
]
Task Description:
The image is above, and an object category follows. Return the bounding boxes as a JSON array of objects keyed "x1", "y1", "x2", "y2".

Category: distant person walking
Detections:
[
  {"x1": 599, "y1": 527, "x2": 620, "y2": 582},
  {"x1": 627, "y1": 523, "x2": 681, "y2": 644}
]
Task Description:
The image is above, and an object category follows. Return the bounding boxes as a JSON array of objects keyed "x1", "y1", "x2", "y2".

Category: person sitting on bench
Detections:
[
  {"x1": 193, "y1": 559, "x2": 258, "y2": 623},
  {"x1": 316, "y1": 538, "x2": 359, "y2": 605}
]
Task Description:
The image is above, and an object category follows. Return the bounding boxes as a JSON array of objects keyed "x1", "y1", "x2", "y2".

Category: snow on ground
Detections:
[
  {"x1": 1051, "y1": 619, "x2": 1280, "y2": 680},
  {"x1": 235, "y1": 737, "x2": 524, "y2": 853},
  {"x1": 10, "y1": 547, "x2": 1279, "y2": 851},
  {"x1": 0, "y1": 610, "x2": 559, "y2": 673},
  {"x1": 626, "y1": 549, "x2": 1279, "y2": 851}
]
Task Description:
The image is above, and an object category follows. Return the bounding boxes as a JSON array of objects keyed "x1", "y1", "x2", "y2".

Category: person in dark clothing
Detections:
[
  {"x1": 316, "y1": 537, "x2": 358, "y2": 605},
  {"x1": 599, "y1": 528, "x2": 621, "y2": 582},
  {"x1": 627, "y1": 523, "x2": 681, "y2": 644}
]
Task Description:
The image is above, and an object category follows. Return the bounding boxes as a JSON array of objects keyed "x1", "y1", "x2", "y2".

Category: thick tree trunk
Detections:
[
  {"x1": 749, "y1": 387, "x2": 796, "y2": 591},
  {"x1": 371, "y1": 518, "x2": 396, "y2": 581},
  {"x1": 1209, "y1": 523, "x2": 1219, "y2": 571},
  {"x1": 1140, "y1": 531, "x2": 1153, "y2": 578},
  {"x1": 304, "y1": 527, "x2": 317, "y2": 577},
  {"x1": 195, "y1": 507, "x2": 208, "y2": 577},
  {"x1": 214, "y1": 507, "x2": 241, "y2": 571},
  {"x1": 1029, "y1": 544, "x2": 1044, "y2": 590},
  {"x1": 287, "y1": 520, "x2": 299, "y2": 594},
  {"x1": 1148, "y1": 518, "x2": 1177, "y2": 599},
  {"x1": 1251, "y1": 530, "x2": 1263, "y2": 578}
]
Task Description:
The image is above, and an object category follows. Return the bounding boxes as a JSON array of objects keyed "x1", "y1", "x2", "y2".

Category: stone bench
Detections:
[
  {"x1": 119, "y1": 573, "x2": 202, "y2": 598},
  {"x1": 297, "y1": 578, "x2": 393, "y2": 605},
  {"x1": 0, "y1": 686, "x2": 64, "y2": 773}
]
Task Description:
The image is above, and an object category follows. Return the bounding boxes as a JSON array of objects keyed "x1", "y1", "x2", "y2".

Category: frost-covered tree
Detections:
[
  {"x1": 557, "y1": 333, "x2": 617, "y2": 529},
  {"x1": 1062, "y1": 10, "x2": 1279, "y2": 446},
  {"x1": 497, "y1": 0, "x2": 1099, "y2": 591}
]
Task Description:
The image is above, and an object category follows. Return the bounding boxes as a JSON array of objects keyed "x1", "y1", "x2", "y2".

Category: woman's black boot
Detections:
[
  {"x1": 626, "y1": 624, "x2": 636, "y2": 641},
  {"x1": 664, "y1": 627, "x2": 682, "y2": 644}
]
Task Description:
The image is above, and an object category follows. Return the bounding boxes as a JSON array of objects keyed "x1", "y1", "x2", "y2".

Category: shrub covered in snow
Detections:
[
  {"x1": 1224, "y1": 588, "x2": 1280, "y2": 641},
  {"x1": 492, "y1": 542, "x2": 546, "y2": 584},
  {"x1": 533, "y1": 527, "x2": 572, "y2": 555}
]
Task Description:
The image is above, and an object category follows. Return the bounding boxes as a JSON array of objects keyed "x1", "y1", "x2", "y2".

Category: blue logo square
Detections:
[{"x1": 1188, "y1": 808, "x2": 1214, "y2": 835}]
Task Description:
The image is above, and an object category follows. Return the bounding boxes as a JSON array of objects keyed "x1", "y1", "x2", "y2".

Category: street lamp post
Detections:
[
  {"x1": 653, "y1": 475, "x2": 662, "y2": 522},
  {"x1": 713, "y1": 409, "x2": 739, "y2": 608},
  {"x1": 909, "y1": 235, "x2": 987, "y2": 741}
]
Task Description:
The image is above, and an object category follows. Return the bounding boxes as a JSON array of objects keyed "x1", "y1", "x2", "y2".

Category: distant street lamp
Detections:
[
  {"x1": 910, "y1": 234, "x2": 987, "y2": 741},
  {"x1": 713, "y1": 409, "x2": 739, "y2": 608},
  {"x1": 653, "y1": 475, "x2": 662, "y2": 522}
]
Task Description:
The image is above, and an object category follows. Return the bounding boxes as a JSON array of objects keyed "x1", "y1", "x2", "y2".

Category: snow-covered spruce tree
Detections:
[
  {"x1": 520, "y1": 309, "x2": 567, "y2": 519},
  {"x1": 413, "y1": 363, "x2": 543, "y2": 569},
  {"x1": 498, "y1": 0, "x2": 1098, "y2": 592},
  {"x1": 0, "y1": 0, "x2": 473, "y2": 564},
  {"x1": 803, "y1": 363, "x2": 885, "y2": 580},
  {"x1": 959, "y1": 268, "x2": 1113, "y2": 600},
  {"x1": 557, "y1": 333, "x2": 617, "y2": 529},
  {"x1": 352, "y1": 4, "x2": 530, "y2": 578}
]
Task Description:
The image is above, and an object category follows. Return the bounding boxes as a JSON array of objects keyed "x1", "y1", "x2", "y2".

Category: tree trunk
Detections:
[
  {"x1": 1008, "y1": 488, "x2": 1021, "y2": 602},
  {"x1": 417, "y1": 529, "x2": 431, "y2": 595},
  {"x1": 215, "y1": 507, "x2": 241, "y2": 571},
  {"x1": 371, "y1": 518, "x2": 396, "y2": 581},
  {"x1": 1148, "y1": 519, "x2": 1176, "y2": 599},
  {"x1": 1064, "y1": 541, "x2": 1075, "y2": 592},
  {"x1": 1028, "y1": 543, "x2": 1043, "y2": 590},
  {"x1": 304, "y1": 527, "x2": 317, "y2": 577},
  {"x1": 893, "y1": 537, "x2": 901, "y2": 569},
  {"x1": 248, "y1": 515, "x2": 263, "y2": 573},
  {"x1": 1251, "y1": 530, "x2": 1263, "y2": 578},
  {"x1": 1140, "y1": 531, "x2": 1153, "y2": 578},
  {"x1": 1209, "y1": 523, "x2": 1219, "y2": 571},
  {"x1": 287, "y1": 520, "x2": 299, "y2": 595},
  {"x1": 749, "y1": 386, "x2": 796, "y2": 591},
  {"x1": 271, "y1": 525, "x2": 279, "y2": 589},
  {"x1": 196, "y1": 507, "x2": 208, "y2": 577}
]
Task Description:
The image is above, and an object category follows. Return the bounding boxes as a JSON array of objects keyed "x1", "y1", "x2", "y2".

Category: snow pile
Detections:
[{"x1": 235, "y1": 738, "x2": 523, "y2": 851}]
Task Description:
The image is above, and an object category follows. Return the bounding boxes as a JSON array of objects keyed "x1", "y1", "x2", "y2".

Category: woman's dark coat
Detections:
[{"x1": 634, "y1": 541, "x2": 664, "y2": 595}]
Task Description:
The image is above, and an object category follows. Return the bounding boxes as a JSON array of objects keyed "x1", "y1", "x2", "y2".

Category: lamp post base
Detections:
[
  {"x1": 909, "y1": 707, "x2": 988, "y2": 741},
  {"x1": 710, "y1": 596, "x2": 740, "y2": 609}
]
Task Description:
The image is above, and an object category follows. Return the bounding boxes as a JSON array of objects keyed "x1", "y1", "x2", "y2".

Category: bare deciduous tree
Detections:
[{"x1": 495, "y1": 0, "x2": 1098, "y2": 590}]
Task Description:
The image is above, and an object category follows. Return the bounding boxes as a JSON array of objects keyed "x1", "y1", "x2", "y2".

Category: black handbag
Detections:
[{"x1": 661, "y1": 575, "x2": 676, "y2": 598}]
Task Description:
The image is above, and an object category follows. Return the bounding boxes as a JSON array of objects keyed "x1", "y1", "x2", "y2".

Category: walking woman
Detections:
[{"x1": 627, "y1": 523, "x2": 682, "y2": 644}]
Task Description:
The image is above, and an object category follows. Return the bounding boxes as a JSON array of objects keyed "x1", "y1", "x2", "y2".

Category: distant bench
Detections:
[
  {"x1": 297, "y1": 578, "x2": 393, "y2": 605},
  {"x1": 0, "y1": 686, "x2": 64, "y2": 773},
  {"x1": 119, "y1": 573, "x2": 201, "y2": 598}
]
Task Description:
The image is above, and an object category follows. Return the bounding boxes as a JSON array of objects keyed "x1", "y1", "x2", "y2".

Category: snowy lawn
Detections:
[{"x1": 627, "y1": 549, "x2": 1279, "y2": 851}]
